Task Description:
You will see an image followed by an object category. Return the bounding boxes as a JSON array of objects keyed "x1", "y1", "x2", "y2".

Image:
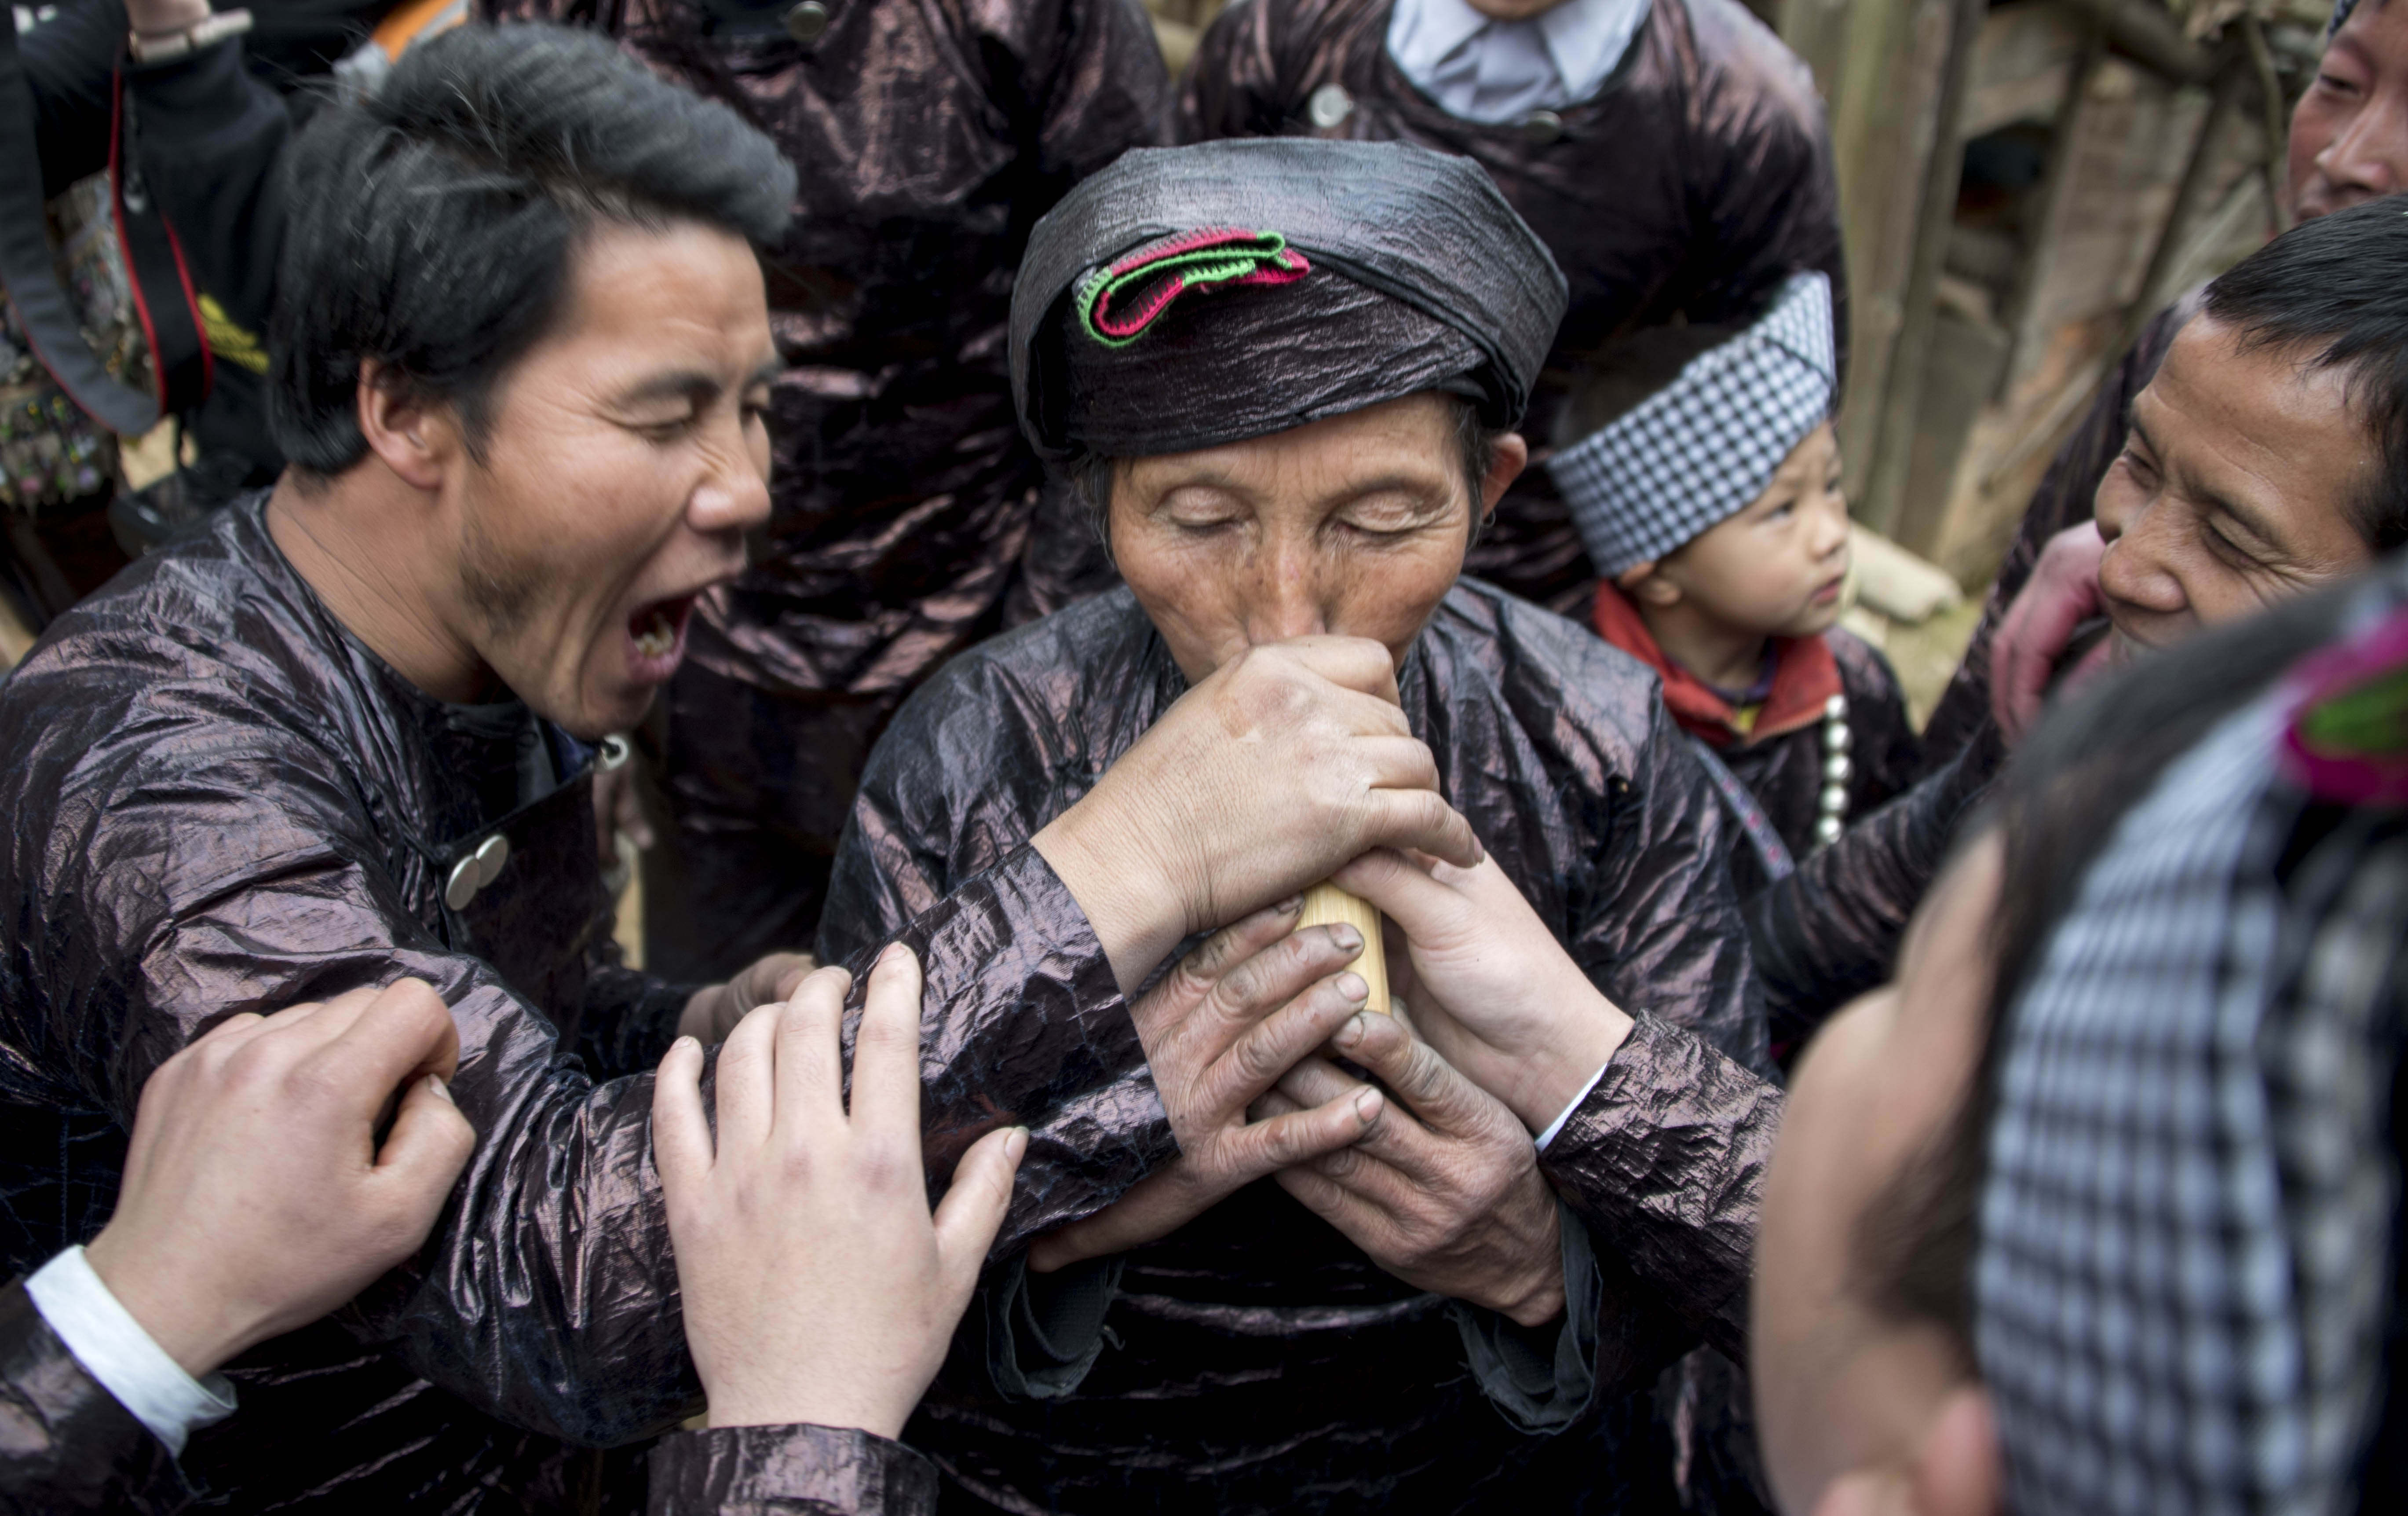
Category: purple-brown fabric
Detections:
[
  {"x1": 1170, "y1": 0, "x2": 1846, "y2": 616},
  {"x1": 648, "y1": 1424, "x2": 937, "y2": 1516},
  {"x1": 1541, "y1": 1014, "x2": 1782, "y2": 1365},
  {"x1": 0, "y1": 494, "x2": 1164, "y2": 1510},
  {"x1": 818, "y1": 579, "x2": 1765, "y2": 1512},
  {"x1": 0, "y1": 1278, "x2": 190, "y2": 1512},
  {"x1": 478, "y1": 0, "x2": 1173, "y2": 974}
]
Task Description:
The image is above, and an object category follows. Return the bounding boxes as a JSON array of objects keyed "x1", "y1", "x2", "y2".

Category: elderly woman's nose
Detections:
[{"x1": 1243, "y1": 549, "x2": 1332, "y2": 642}]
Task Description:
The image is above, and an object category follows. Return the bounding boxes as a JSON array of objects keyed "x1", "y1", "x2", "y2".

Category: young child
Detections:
[{"x1": 1549, "y1": 271, "x2": 1922, "y2": 899}]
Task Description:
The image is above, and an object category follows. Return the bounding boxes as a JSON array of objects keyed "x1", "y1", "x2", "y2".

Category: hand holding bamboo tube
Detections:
[{"x1": 1296, "y1": 883, "x2": 1389, "y2": 1013}]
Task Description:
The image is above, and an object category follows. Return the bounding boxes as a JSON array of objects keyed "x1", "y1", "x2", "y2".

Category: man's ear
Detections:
[
  {"x1": 355, "y1": 359, "x2": 456, "y2": 493},
  {"x1": 1616, "y1": 560, "x2": 1681, "y2": 609},
  {"x1": 1809, "y1": 1387, "x2": 2002, "y2": 1516},
  {"x1": 1479, "y1": 432, "x2": 1528, "y2": 515}
]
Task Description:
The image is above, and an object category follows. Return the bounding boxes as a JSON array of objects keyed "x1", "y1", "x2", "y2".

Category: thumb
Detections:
[
  {"x1": 932, "y1": 1125, "x2": 1027, "y2": 1292},
  {"x1": 370, "y1": 1074, "x2": 477, "y2": 1238}
]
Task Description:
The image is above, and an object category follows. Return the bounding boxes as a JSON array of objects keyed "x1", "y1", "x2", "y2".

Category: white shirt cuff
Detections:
[
  {"x1": 24, "y1": 1245, "x2": 237, "y2": 1456},
  {"x1": 1534, "y1": 1060, "x2": 1611, "y2": 1153}
]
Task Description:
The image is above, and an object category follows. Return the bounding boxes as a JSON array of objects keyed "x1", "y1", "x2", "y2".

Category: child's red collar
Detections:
[{"x1": 1592, "y1": 581, "x2": 1842, "y2": 748}]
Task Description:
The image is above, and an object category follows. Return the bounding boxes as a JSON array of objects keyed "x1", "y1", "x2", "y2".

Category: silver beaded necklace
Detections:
[{"x1": 1812, "y1": 690, "x2": 1852, "y2": 850}]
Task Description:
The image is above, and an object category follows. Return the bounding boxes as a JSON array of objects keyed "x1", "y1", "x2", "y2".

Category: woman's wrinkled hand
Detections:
[
  {"x1": 1027, "y1": 899, "x2": 1385, "y2": 1273},
  {"x1": 1256, "y1": 1010, "x2": 1565, "y2": 1326}
]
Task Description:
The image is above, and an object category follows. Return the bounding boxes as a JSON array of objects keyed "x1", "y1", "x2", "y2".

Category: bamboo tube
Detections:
[{"x1": 1296, "y1": 883, "x2": 1389, "y2": 1013}]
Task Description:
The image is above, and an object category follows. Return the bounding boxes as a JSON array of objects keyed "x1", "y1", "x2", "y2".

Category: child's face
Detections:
[{"x1": 1655, "y1": 422, "x2": 1851, "y2": 639}]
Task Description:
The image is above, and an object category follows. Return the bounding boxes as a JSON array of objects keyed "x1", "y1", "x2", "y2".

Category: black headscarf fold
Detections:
[{"x1": 1010, "y1": 138, "x2": 1568, "y2": 464}]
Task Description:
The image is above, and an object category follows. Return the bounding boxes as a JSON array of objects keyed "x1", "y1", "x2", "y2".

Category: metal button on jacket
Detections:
[
  {"x1": 1519, "y1": 109, "x2": 1564, "y2": 147},
  {"x1": 444, "y1": 833, "x2": 512, "y2": 912},
  {"x1": 1306, "y1": 82, "x2": 1353, "y2": 130},
  {"x1": 784, "y1": 1, "x2": 830, "y2": 45}
]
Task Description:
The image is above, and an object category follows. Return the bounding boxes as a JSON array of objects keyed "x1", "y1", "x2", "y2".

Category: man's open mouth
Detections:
[{"x1": 628, "y1": 594, "x2": 697, "y2": 670}]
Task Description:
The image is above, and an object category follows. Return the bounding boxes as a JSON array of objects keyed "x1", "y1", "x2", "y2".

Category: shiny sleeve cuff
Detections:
[
  {"x1": 1538, "y1": 1016, "x2": 1781, "y2": 1363},
  {"x1": 1446, "y1": 1200, "x2": 1601, "y2": 1435},
  {"x1": 983, "y1": 1255, "x2": 1123, "y2": 1401},
  {"x1": 1535, "y1": 1060, "x2": 1612, "y2": 1153},
  {"x1": 23, "y1": 1246, "x2": 236, "y2": 1457},
  {"x1": 647, "y1": 1421, "x2": 939, "y2": 1516},
  {"x1": 860, "y1": 844, "x2": 1176, "y2": 1252}
]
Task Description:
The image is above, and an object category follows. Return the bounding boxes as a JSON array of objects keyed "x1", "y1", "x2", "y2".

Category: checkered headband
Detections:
[
  {"x1": 1976, "y1": 663, "x2": 2398, "y2": 1516},
  {"x1": 1546, "y1": 271, "x2": 1835, "y2": 578}
]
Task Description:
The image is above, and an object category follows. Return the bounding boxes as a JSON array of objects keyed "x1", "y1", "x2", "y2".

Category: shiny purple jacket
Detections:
[
  {"x1": 0, "y1": 497, "x2": 1164, "y2": 1509},
  {"x1": 1171, "y1": 0, "x2": 1846, "y2": 615},
  {"x1": 0, "y1": 1271, "x2": 936, "y2": 1515},
  {"x1": 817, "y1": 581, "x2": 1774, "y2": 1512},
  {"x1": 482, "y1": 0, "x2": 1170, "y2": 698}
]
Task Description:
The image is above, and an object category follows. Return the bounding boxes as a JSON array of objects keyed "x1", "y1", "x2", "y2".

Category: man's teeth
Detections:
[{"x1": 633, "y1": 608, "x2": 676, "y2": 658}]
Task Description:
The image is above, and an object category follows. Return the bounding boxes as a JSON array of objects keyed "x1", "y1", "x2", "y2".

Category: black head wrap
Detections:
[{"x1": 1009, "y1": 139, "x2": 1569, "y2": 465}]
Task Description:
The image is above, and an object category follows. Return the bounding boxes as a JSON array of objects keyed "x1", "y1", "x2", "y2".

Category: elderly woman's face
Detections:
[
  {"x1": 1109, "y1": 393, "x2": 1525, "y2": 683},
  {"x1": 2092, "y1": 316, "x2": 2379, "y2": 660}
]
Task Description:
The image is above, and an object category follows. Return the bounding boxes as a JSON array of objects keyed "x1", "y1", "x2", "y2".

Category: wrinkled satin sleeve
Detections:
[
  {"x1": 0, "y1": 641, "x2": 1156, "y2": 1446},
  {"x1": 0, "y1": 1278, "x2": 190, "y2": 1512},
  {"x1": 819, "y1": 666, "x2": 1177, "y2": 1250},
  {"x1": 1678, "y1": 0, "x2": 1849, "y2": 376},
  {"x1": 1746, "y1": 720, "x2": 2007, "y2": 1047},
  {"x1": 647, "y1": 1423, "x2": 938, "y2": 1516},
  {"x1": 1539, "y1": 1016, "x2": 1781, "y2": 1364},
  {"x1": 579, "y1": 959, "x2": 697, "y2": 1082}
]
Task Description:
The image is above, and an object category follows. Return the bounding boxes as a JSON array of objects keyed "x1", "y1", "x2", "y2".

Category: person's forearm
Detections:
[
  {"x1": 1746, "y1": 721, "x2": 2006, "y2": 1048},
  {"x1": 0, "y1": 1279, "x2": 190, "y2": 1509},
  {"x1": 647, "y1": 1422, "x2": 938, "y2": 1516},
  {"x1": 1537, "y1": 1017, "x2": 1781, "y2": 1364},
  {"x1": 832, "y1": 845, "x2": 1177, "y2": 1251}
]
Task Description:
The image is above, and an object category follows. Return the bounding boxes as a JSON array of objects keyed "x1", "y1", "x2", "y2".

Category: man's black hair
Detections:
[
  {"x1": 269, "y1": 22, "x2": 796, "y2": 479},
  {"x1": 2200, "y1": 194, "x2": 2408, "y2": 553},
  {"x1": 1850, "y1": 579, "x2": 2362, "y2": 1366}
]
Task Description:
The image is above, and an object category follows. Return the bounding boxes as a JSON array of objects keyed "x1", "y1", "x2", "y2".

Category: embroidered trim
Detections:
[{"x1": 1074, "y1": 228, "x2": 1311, "y2": 348}]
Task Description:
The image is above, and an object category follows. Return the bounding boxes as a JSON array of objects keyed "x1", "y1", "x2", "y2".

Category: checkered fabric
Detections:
[
  {"x1": 1976, "y1": 655, "x2": 2402, "y2": 1516},
  {"x1": 1546, "y1": 271, "x2": 1834, "y2": 578}
]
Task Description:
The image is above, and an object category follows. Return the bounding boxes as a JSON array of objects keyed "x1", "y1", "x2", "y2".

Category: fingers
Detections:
[
  {"x1": 713, "y1": 993, "x2": 784, "y2": 1154},
  {"x1": 932, "y1": 1125, "x2": 1026, "y2": 1289},
  {"x1": 1330, "y1": 1011, "x2": 1486, "y2": 1135},
  {"x1": 1194, "y1": 924, "x2": 1363, "y2": 1042},
  {"x1": 1173, "y1": 897, "x2": 1308, "y2": 989},
  {"x1": 1361, "y1": 787, "x2": 1482, "y2": 871},
  {"x1": 652, "y1": 1036, "x2": 713, "y2": 1192},
  {"x1": 770, "y1": 955, "x2": 818, "y2": 1005},
  {"x1": 771, "y1": 966, "x2": 851, "y2": 1132},
  {"x1": 848, "y1": 945, "x2": 925, "y2": 1139},
  {"x1": 322, "y1": 979, "x2": 463, "y2": 1095},
  {"x1": 1202, "y1": 968, "x2": 1370, "y2": 1115},
  {"x1": 370, "y1": 1073, "x2": 476, "y2": 1232},
  {"x1": 1329, "y1": 848, "x2": 1461, "y2": 941},
  {"x1": 1212, "y1": 1086, "x2": 1383, "y2": 1183},
  {"x1": 1267, "y1": 634, "x2": 1404, "y2": 710}
]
